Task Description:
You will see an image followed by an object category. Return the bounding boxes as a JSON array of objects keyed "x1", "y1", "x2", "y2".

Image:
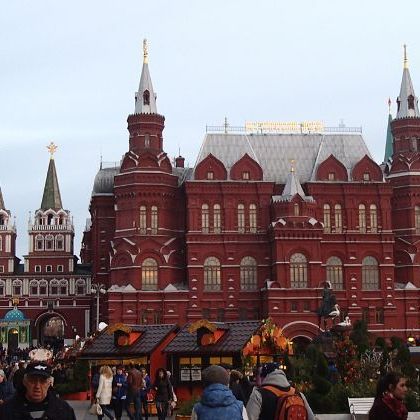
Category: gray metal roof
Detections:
[
  {"x1": 195, "y1": 133, "x2": 371, "y2": 183},
  {"x1": 92, "y1": 166, "x2": 119, "y2": 195}
]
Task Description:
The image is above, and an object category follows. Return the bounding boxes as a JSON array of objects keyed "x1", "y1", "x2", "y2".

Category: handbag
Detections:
[
  {"x1": 89, "y1": 402, "x2": 103, "y2": 415},
  {"x1": 146, "y1": 390, "x2": 155, "y2": 402}
]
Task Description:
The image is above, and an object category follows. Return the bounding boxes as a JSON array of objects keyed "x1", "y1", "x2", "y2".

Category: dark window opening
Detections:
[
  {"x1": 408, "y1": 95, "x2": 415, "y2": 110},
  {"x1": 143, "y1": 90, "x2": 150, "y2": 105}
]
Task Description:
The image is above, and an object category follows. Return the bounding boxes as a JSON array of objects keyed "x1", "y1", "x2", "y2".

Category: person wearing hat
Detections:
[
  {"x1": 192, "y1": 365, "x2": 249, "y2": 420},
  {"x1": 0, "y1": 361, "x2": 76, "y2": 419},
  {"x1": 0, "y1": 368, "x2": 14, "y2": 404},
  {"x1": 246, "y1": 363, "x2": 314, "y2": 420}
]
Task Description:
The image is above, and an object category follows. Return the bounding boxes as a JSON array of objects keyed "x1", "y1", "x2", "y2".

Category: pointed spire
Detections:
[
  {"x1": 134, "y1": 39, "x2": 158, "y2": 114},
  {"x1": 383, "y1": 99, "x2": 394, "y2": 163},
  {"x1": 282, "y1": 162, "x2": 306, "y2": 198},
  {"x1": 40, "y1": 143, "x2": 63, "y2": 210},
  {"x1": 396, "y1": 45, "x2": 420, "y2": 119},
  {"x1": 0, "y1": 187, "x2": 5, "y2": 210}
]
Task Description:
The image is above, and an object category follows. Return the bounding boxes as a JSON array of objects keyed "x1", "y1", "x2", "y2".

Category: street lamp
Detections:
[{"x1": 91, "y1": 283, "x2": 107, "y2": 330}]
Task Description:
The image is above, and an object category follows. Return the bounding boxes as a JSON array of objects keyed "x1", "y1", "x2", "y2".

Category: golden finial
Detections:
[
  {"x1": 290, "y1": 159, "x2": 296, "y2": 173},
  {"x1": 403, "y1": 44, "x2": 408, "y2": 69},
  {"x1": 12, "y1": 297, "x2": 19, "y2": 307},
  {"x1": 388, "y1": 97, "x2": 392, "y2": 114},
  {"x1": 46, "y1": 142, "x2": 58, "y2": 159},
  {"x1": 143, "y1": 39, "x2": 148, "y2": 64}
]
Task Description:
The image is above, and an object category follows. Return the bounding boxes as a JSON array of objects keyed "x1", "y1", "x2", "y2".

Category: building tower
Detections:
[
  {"x1": 0, "y1": 187, "x2": 17, "y2": 275},
  {"x1": 24, "y1": 143, "x2": 75, "y2": 275},
  {"x1": 388, "y1": 46, "x2": 420, "y2": 287}
]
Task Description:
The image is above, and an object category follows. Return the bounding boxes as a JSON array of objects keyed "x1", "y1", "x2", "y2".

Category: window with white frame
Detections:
[
  {"x1": 75, "y1": 279, "x2": 86, "y2": 295},
  {"x1": 370, "y1": 204, "x2": 378, "y2": 232},
  {"x1": 0, "y1": 266, "x2": 4, "y2": 273},
  {"x1": 35, "y1": 265, "x2": 41, "y2": 273},
  {"x1": 290, "y1": 253, "x2": 308, "y2": 288},
  {"x1": 334, "y1": 204, "x2": 342, "y2": 233},
  {"x1": 30, "y1": 280, "x2": 39, "y2": 295},
  {"x1": 326, "y1": 256, "x2": 343, "y2": 290},
  {"x1": 57, "y1": 265, "x2": 63, "y2": 273},
  {"x1": 46, "y1": 265, "x2": 52, "y2": 273},
  {"x1": 12, "y1": 279, "x2": 22, "y2": 296},
  {"x1": 362, "y1": 256, "x2": 379, "y2": 290},
  {"x1": 416, "y1": 206, "x2": 420, "y2": 234},
  {"x1": 50, "y1": 280, "x2": 59, "y2": 295},
  {"x1": 141, "y1": 258, "x2": 158, "y2": 290},
  {"x1": 213, "y1": 204, "x2": 221, "y2": 233},
  {"x1": 240, "y1": 256, "x2": 257, "y2": 290},
  {"x1": 249, "y1": 204, "x2": 257, "y2": 233},
  {"x1": 39, "y1": 280, "x2": 48, "y2": 295},
  {"x1": 323, "y1": 204, "x2": 331, "y2": 233},
  {"x1": 35, "y1": 235, "x2": 44, "y2": 251},
  {"x1": 201, "y1": 204, "x2": 209, "y2": 233},
  {"x1": 139, "y1": 205, "x2": 147, "y2": 234},
  {"x1": 45, "y1": 235, "x2": 54, "y2": 250},
  {"x1": 358, "y1": 204, "x2": 366, "y2": 233},
  {"x1": 237, "y1": 204, "x2": 245, "y2": 233},
  {"x1": 204, "y1": 257, "x2": 221, "y2": 291},
  {"x1": 151, "y1": 206, "x2": 158, "y2": 234},
  {"x1": 59, "y1": 280, "x2": 68, "y2": 295},
  {"x1": 0, "y1": 280, "x2": 5, "y2": 296},
  {"x1": 55, "y1": 235, "x2": 64, "y2": 250}
]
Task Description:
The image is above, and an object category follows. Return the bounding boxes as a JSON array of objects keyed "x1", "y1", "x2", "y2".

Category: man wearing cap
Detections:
[
  {"x1": 192, "y1": 365, "x2": 249, "y2": 420},
  {"x1": 0, "y1": 361, "x2": 76, "y2": 419},
  {"x1": 246, "y1": 363, "x2": 314, "y2": 420},
  {"x1": 0, "y1": 368, "x2": 14, "y2": 404}
]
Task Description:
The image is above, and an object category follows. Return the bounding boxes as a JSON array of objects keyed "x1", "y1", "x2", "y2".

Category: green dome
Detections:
[{"x1": 4, "y1": 308, "x2": 26, "y2": 321}]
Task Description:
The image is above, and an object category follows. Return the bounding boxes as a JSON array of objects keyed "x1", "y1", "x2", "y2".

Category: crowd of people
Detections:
[{"x1": 0, "y1": 355, "x2": 411, "y2": 419}]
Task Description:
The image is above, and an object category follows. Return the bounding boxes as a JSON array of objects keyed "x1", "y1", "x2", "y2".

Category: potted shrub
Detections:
[
  {"x1": 175, "y1": 396, "x2": 200, "y2": 420},
  {"x1": 55, "y1": 360, "x2": 90, "y2": 400}
]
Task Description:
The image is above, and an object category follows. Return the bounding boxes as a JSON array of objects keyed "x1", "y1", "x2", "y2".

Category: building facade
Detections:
[
  {"x1": 83, "y1": 44, "x2": 420, "y2": 342},
  {"x1": 0, "y1": 147, "x2": 91, "y2": 351}
]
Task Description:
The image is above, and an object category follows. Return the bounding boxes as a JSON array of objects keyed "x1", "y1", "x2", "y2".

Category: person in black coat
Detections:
[
  {"x1": 369, "y1": 372, "x2": 408, "y2": 420},
  {"x1": 153, "y1": 368, "x2": 173, "y2": 420},
  {"x1": 0, "y1": 361, "x2": 76, "y2": 420}
]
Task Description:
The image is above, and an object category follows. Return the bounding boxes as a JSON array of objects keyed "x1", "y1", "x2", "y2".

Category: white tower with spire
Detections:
[{"x1": 0, "y1": 187, "x2": 17, "y2": 274}]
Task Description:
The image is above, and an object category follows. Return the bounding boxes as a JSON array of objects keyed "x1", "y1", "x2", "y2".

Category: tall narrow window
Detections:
[
  {"x1": 326, "y1": 256, "x2": 343, "y2": 290},
  {"x1": 45, "y1": 235, "x2": 54, "y2": 250},
  {"x1": 50, "y1": 280, "x2": 59, "y2": 295},
  {"x1": 12, "y1": 280, "x2": 22, "y2": 296},
  {"x1": 358, "y1": 204, "x2": 366, "y2": 233},
  {"x1": 240, "y1": 256, "x2": 257, "y2": 290},
  {"x1": 362, "y1": 256, "x2": 379, "y2": 290},
  {"x1": 290, "y1": 253, "x2": 308, "y2": 288},
  {"x1": 294, "y1": 203, "x2": 300, "y2": 216},
  {"x1": 143, "y1": 90, "x2": 150, "y2": 105},
  {"x1": 362, "y1": 307, "x2": 369, "y2": 324},
  {"x1": 35, "y1": 235, "x2": 44, "y2": 251},
  {"x1": 375, "y1": 307, "x2": 384, "y2": 324},
  {"x1": 30, "y1": 280, "x2": 39, "y2": 295},
  {"x1": 0, "y1": 215, "x2": 4, "y2": 225},
  {"x1": 237, "y1": 204, "x2": 245, "y2": 233},
  {"x1": 59, "y1": 280, "x2": 68, "y2": 295},
  {"x1": 47, "y1": 214, "x2": 53, "y2": 225},
  {"x1": 142, "y1": 258, "x2": 158, "y2": 290},
  {"x1": 370, "y1": 204, "x2": 377, "y2": 233},
  {"x1": 416, "y1": 206, "x2": 420, "y2": 234},
  {"x1": 144, "y1": 134, "x2": 150, "y2": 148},
  {"x1": 0, "y1": 280, "x2": 5, "y2": 296},
  {"x1": 204, "y1": 257, "x2": 221, "y2": 291},
  {"x1": 334, "y1": 204, "x2": 342, "y2": 233},
  {"x1": 213, "y1": 204, "x2": 221, "y2": 233},
  {"x1": 0, "y1": 237, "x2": 2, "y2": 251},
  {"x1": 151, "y1": 206, "x2": 158, "y2": 234},
  {"x1": 323, "y1": 204, "x2": 331, "y2": 233},
  {"x1": 75, "y1": 279, "x2": 86, "y2": 295},
  {"x1": 39, "y1": 280, "x2": 48, "y2": 295},
  {"x1": 55, "y1": 235, "x2": 64, "y2": 251},
  {"x1": 139, "y1": 206, "x2": 147, "y2": 234},
  {"x1": 201, "y1": 204, "x2": 209, "y2": 233},
  {"x1": 249, "y1": 204, "x2": 257, "y2": 233}
]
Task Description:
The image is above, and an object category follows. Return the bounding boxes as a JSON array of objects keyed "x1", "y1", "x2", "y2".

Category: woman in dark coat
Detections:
[
  {"x1": 369, "y1": 372, "x2": 408, "y2": 420},
  {"x1": 153, "y1": 368, "x2": 173, "y2": 420}
]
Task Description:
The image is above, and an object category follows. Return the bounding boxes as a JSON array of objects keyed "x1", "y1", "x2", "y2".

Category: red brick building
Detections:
[
  {"x1": 0, "y1": 147, "x2": 91, "y2": 351},
  {"x1": 83, "y1": 44, "x2": 419, "y2": 343}
]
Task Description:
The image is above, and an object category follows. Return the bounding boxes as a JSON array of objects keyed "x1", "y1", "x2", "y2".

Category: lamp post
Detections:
[{"x1": 91, "y1": 283, "x2": 107, "y2": 331}]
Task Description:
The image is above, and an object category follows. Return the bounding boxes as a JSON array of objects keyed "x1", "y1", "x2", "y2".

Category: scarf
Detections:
[{"x1": 382, "y1": 392, "x2": 408, "y2": 420}]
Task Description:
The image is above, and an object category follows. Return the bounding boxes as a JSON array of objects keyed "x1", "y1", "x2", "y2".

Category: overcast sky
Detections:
[{"x1": 1, "y1": 1, "x2": 419, "y2": 258}]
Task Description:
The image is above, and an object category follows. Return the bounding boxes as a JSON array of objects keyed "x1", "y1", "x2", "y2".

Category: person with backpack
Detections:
[{"x1": 246, "y1": 362, "x2": 314, "y2": 420}]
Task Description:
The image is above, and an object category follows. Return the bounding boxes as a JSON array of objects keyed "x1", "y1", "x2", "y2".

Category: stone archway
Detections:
[
  {"x1": 292, "y1": 336, "x2": 311, "y2": 356},
  {"x1": 39, "y1": 315, "x2": 65, "y2": 353},
  {"x1": 7, "y1": 328, "x2": 19, "y2": 353}
]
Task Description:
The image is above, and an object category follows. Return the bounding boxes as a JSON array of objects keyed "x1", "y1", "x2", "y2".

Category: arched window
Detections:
[
  {"x1": 59, "y1": 280, "x2": 68, "y2": 295},
  {"x1": 334, "y1": 204, "x2": 342, "y2": 233},
  {"x1": 294, "y1": 203, "x2": 300, "y2": 216},
  {"x1": 408, "y1": 94, "x2": 415, "y2": 110},
  {"x1": 326, "y1": 256, "x2": 343, "y2": 290},
  {"x1": 55, "y1": 235, "x2": 64, "y2": 251},
  {"x1": 75, "y1": 279, "x2": 86, "y2": 295},
  {"x1": 362, "y1": 256, "x2": 379, "y2": 290},
  {"x1": 240, "y1": 256, "x2": 257, "y2": 290},
  {"x1": 139, "y1": 205, "x2": 147, "y2": 234},
  {"x1": 323, "y1": 204, "x2": 331, "y2": 233},
  {"x1": 39, "y1": 280, "x2": 48, "y2": 295},
  {"x1": 151, "y1": 206, "x2": 158, "y2": 234},
  {"x1": 144, "y1": 134, "x2": 150, "y2": 148},
  {"x1": 30, "y1": 280, "x2": 39, "y2": 295},
  {"x1": 50, "y1": 279, "x2": 59, "y2": 295},
  {"x1": 45, "y1": 235, "x2": 54, "y2": 250},
  {"x1": 47, "y1": 214, "x2": 53, "y2": 225},
  {"x1": 213, "y1": 204, "x2": 221, "y2": 233},
  {"x1": 12, "y1": 279, "x2": 22, "y2": 296},
  {"x1": 358, "y1": 204, "x2": 366, "y2": 233},
  {"x1": 0, "y1": 280, "x2": 5, "y2": 296},
  {"x1": 416, "y1": 206, "x2": 420, "y2": 234},
  {"x1": 142, "y1": 258, "x2": 158, "y2": 290},
  {"x1": 58, "y1": 215, "x2": 64, "y2": 225},
  {"x1": 249, "y1": 204, "x2": 257, "y2": 233},
  {"x1": 0, "y1": 215, "x2": 4, "y2": 226},
  {"x1": 35, "y1": 235, "x2": 44, "y2": 251},
  {"x1": 0, "y1": 237, "x2": 2, "y2": 251},
  {"x1": 290, "y1": 253, "x2": 308, "y2": 288},
  {"x1": 143, "y1": 90, "x2": 150, "y2": 105},
  {"x1": 201, "y1": 204, "x2": 209, "y2": 233},
  {"x1": 204, "y1": 257, "x2": 221, "y2": 291},
  {"x1": 370, "y1": 204, "x2": 377, "y2": 233},
  {"x1": 237, "y1": 204, "x2": 245, "y2": 233}
]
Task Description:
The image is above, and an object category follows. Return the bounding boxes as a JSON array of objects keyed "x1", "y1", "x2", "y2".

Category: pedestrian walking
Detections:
[
  {"x1": 112, "y1": 366, "x2": 128, "y2": 420},
  {"x1": 154, "y1": 368, "x2": 174, "y2": 420},
  {"x1": 96, "y1": 365, "x2": 115, "y2": 420}
]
